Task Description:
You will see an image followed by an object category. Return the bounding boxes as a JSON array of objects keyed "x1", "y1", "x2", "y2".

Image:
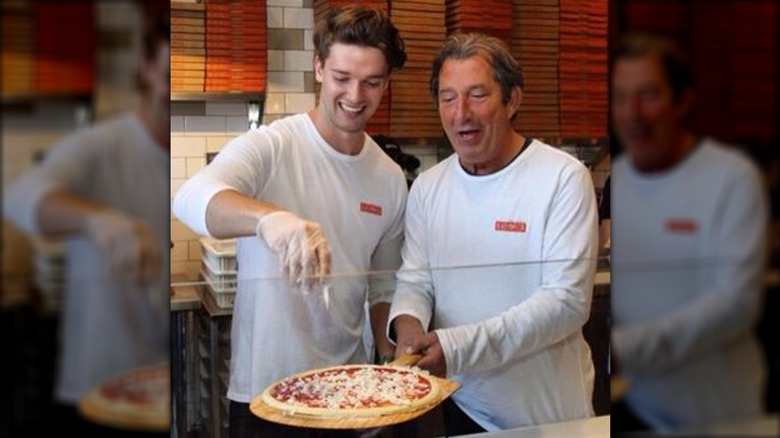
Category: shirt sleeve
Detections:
[
  {"x1": 386, "y1": 181, "x2": 435, "y2": 343},
  {"x1": 367, "y1": 174, "x2": 408, "y2": 307},
  {"x1": 172, "y1": 129, "x2": 273, "y2": 237},
  {"x1": 436, "y1": 163, "x2": 599, "y2": 377},
  {"x1": 3, "y1": 130, "x2": 98, "y2": 234},
  {"x1": 612, "y1": 161, "x2": 768, "y2": 373}
]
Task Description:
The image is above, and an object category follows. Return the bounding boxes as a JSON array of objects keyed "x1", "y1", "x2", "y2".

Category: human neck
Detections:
[
  {"x1": 138, "y1": 105, "x2": 169, "y2": 152},
  {"x1": 462, "y1": 132, "x2": 526, "y2": 176},
  {"x1": 308, "y1": 108, "x2": 364, "y2": 156}
]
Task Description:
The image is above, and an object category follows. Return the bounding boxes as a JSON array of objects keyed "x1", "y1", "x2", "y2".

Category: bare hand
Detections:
[{"x1": 408, "y1": 331, "x2": 446, "y2": 378}]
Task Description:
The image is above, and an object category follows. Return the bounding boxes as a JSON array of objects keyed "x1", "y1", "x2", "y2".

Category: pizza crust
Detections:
[{"x1": 260, "y1": 364, "x2": 440, "y2": 417}]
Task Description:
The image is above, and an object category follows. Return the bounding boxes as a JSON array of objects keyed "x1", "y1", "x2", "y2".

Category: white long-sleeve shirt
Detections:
[
  {"x1": 173, "y1": 113, "x2": 407, "y2": 402},
  {"x1": 388, "y1": 139, "x2": 598, "y2": 431},
  {"x1": 3, "y1": 112, "x2": 170, "y2": 403},
  {"x1": 611, "y1": 138, "x2": 768, "y2": 430}
]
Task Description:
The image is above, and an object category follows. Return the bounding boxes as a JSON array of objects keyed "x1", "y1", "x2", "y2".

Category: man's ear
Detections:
[
  {"x1": 507, "y1": 86, "x2": 522, "y2": 120},
  {"x1": 314, "y1": 54, "x2": 324, "y2": 82}
]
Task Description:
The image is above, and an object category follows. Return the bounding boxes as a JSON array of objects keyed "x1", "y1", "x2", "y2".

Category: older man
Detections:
[{"x1": 388, "y1": 33, "x2": 598, "y2": 434}]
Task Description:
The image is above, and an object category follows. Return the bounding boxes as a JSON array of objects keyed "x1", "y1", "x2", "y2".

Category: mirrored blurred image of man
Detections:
[
  {"x1": 2, "y1": 10, "x2": 170, "y2": 435},
  {"x1": 610, "y1": 33, "x2": 769, "y2": 433}
]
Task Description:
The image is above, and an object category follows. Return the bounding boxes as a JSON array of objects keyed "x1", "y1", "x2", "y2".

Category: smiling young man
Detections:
[
  {"x1": 387, "y1": 33, "x2": 598, "y2": 434},
  {"x1": 173, "y1": 6, "x2": 407, "y2": 438}
]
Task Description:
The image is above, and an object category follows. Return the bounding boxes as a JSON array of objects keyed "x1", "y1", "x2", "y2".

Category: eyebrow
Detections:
[
  {"x1": 329, "y1": 68, "x2": 386, "y2": 80},
  {"x1": 439, "y1": 84, "x2": 489, "y2": 94}
]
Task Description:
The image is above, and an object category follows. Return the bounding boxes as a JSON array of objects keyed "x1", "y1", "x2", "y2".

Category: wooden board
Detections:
[
  {"x1": 249, "y1": 375, "x2": 459, "y2": 429},
  {"x1": 611, "y1": 376, "x2": 629, "y2": 403}
]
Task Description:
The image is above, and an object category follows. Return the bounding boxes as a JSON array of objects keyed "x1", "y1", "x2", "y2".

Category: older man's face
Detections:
[{"x1": 612, "y1": 53, "x2": 689, "y2": 172}]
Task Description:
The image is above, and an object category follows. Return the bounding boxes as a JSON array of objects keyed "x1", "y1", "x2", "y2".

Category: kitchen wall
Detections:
[
  {"x1": 169, "y1": 0, "x2": 610, "y2": 280},
  {"x1": 2, "y1": 1, "x2": 146, "y2": 284},
  {"x1": 171, "y1": 0, "x2": 320, "y2": 279}
]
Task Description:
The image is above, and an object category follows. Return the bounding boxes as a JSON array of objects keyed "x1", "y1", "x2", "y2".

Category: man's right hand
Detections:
[
  {"x1": 392, "y1": 314, "x2": 426, "y2": 359},
  {"x1": 255, "y1": 210, "x2": 331, "y2": 288},
  {"x1": 85, "y1": 210, "x2": 160, "y2": 286}
]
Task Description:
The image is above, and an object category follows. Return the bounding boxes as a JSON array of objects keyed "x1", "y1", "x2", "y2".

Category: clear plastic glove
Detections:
[
  {"x1": 85, "y1": 210, "x2": 161, "y2": 286},
  {"x1": 255, "y1": 210, "x2": 331, "y2": 288}
]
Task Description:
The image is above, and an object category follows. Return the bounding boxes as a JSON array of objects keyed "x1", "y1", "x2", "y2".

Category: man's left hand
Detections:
[{"x1": 408, "y1": 331, "x2": 446, "y2": 378}]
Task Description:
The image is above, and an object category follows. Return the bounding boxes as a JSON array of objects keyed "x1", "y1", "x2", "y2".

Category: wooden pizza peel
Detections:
[{"x1": 249, "y1": 354, "x2": 460, "y2": 429}]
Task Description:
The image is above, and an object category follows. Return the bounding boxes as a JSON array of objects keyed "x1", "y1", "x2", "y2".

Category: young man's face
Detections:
[
  {"x1": 611, "y1": 53, "x2": 689, "y2": 172},
  {"x1": 315, "y1": 42, "x2": 389, "y2": 135},
  {"x1": 437, "y1": 55, "x2": 520, "y2": 173},
  {"x1": 141, "y1": 42, "x2": 171, "y2": 127}
]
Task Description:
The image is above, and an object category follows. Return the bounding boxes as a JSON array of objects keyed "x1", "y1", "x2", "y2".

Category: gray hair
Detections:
[{"x1": 429, "y1": 33, "x2": 523, "y2": 107}]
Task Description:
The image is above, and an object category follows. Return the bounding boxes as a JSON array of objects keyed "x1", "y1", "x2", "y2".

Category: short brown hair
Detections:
[
  {"x1": 313, "y1": 6, "x2": 406, "y2": 74},
  {"x1": 611, "y1": 33, "x2": 693, "y2": 102}
]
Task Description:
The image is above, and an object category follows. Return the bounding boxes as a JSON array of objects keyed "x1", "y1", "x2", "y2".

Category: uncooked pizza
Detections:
[
  {"x1": 261, "y1": 364, "x2": 439, "y2": 417},
  {"x1": 78, "y1": 362, "x2": 169, "y2": 431}
]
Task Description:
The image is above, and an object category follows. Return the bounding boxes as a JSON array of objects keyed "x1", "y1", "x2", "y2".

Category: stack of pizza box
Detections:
[{"x1": 199, "y1": 237, "x2": 237, "y2": 308}]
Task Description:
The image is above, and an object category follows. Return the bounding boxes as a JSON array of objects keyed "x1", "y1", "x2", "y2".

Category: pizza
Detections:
[
  {"x1": 78, "y1": 362, "x2": 169, "y2": 431},
  {"x1": 261, "y1": 364, "x2": 439, "y2": 417}
]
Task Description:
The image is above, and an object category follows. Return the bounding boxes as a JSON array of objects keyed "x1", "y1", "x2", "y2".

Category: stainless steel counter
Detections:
[{"x1": 457, "y1": 415, "x2": 610, "y2": 438}]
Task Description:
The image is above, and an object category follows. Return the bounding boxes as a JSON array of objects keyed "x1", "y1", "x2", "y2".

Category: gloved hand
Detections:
[
  {"x1": 255, "y1": 210, "x2": 331, "y2": 288},
  {"x1": 85, "y1": 210, "x2": 161, "y2": 286}
]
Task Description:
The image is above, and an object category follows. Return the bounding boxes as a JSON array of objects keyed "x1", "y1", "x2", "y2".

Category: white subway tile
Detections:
[
  {"x1": 283, "y1": 7, "x2": 313, "y2": 29},
  {"x1": 188, "y1": 240, "x2": 202, "y2": 261},
  {"x1": 267, "y1": 72, "x2": 304, "y2": 93},
  {"x1": 185, "y1": 116, "x2": 227, "y2": 134},
  {"x1": 262, "y1": 114, "x2": 284, "y2": 125},
  {"x1": 206, "y1": 136, "x2": 230, "y2": 153},
  {"x1": 304, "y1": 30, "x2": 314, "y2": 51},
  {"x1": 264, "y1": 92, "x2": 286, "y2": 114},
  {"x1": 186, "y1": 261, "x2": 201, "y2": 278},
  {"x1": 171, "y1": 116, "x2": 184, "y2": 132},
  {"x1": 227, "y1": 117, "x2": 251, "y2": 134},
  {"x1": 284, "y1": 50, "x2": 314, "y2": 72},
  {"x1": 206, "y1": 102, "x2": 247, "y2": 116},
  {"x1": 285, "y1": 93, "x2": 315, "y2": 114},
  {"x1": 171, "y1": 219, "x2": 201, "y2": 240},
  {"x1": 171, "y1": 178, "x2": 185, "y2": 199},
  {"x1": 268, "y1": 7, "x2": 283, "y2": 28},
  {"x1": 171, "y1": 240, "x2": 188, "y2": 262},
  {"x1": 171, "y1": 158, "x2": 187, "y2": 179},
  {"x1": 171, "y1": 136, "x2": 206, "y2": 158},
  {"x1": 268, "y1": 50, "x2": 284, "y2": 71},
  {"x1": 170, "y1": 261, "x2": 189, "y2": 278},
  {"x1": 267, "y1": 0, "x2": 302, "y2": 7},
  {"x1": 186, "y1": 157, "x2": 206, "y2": 177}
]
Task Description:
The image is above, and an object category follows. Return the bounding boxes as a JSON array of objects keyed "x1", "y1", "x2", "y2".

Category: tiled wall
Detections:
[
  {"x1": 2, "y1": 1, "x2": 145, "y2": 282},
  {"x1": 170, "y1": 0, "x2": 317, "y2": 280},
  {"x1": 169, "y1": 0, "x2": 612, "y2": 280}
]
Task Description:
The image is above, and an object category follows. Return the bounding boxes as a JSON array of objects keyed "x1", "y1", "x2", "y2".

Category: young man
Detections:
[
  {"x1": 172, "y1": 6, "x2": 407, "y2": 438},
  {"x1": 388, "y1": 33, "x2": 598, "y2": 434},
  {"x1": 610, "y1": 33, "x2": 768, "y2": 432},
  {"x1": 3, "y1": 11, "x2": 170, "y2": 435}
]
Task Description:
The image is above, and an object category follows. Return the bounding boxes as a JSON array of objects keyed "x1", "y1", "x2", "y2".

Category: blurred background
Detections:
[
  {"x1": 608, "y1": 0, "x2": 779, "y2": 434},
  {"x1": 2, "y1": 1, "x2": 168, "y2": 436}
]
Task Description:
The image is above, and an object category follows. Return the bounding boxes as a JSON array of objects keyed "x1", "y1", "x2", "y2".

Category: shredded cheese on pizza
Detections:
[{"x1": 262, "y1": 365, "x2": 438, "y2": 416}]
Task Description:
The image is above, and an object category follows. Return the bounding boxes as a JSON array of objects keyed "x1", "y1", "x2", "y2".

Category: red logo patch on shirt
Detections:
[
  {"x1": 360, "y1": 201, "x2": 383, "y2": 216},
  {"x1": 665, "y1": 218, "x2": 698, "y2": 234},
  {"x1": 495, "y1": 220, "x2": 527, "y2": 233}
]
